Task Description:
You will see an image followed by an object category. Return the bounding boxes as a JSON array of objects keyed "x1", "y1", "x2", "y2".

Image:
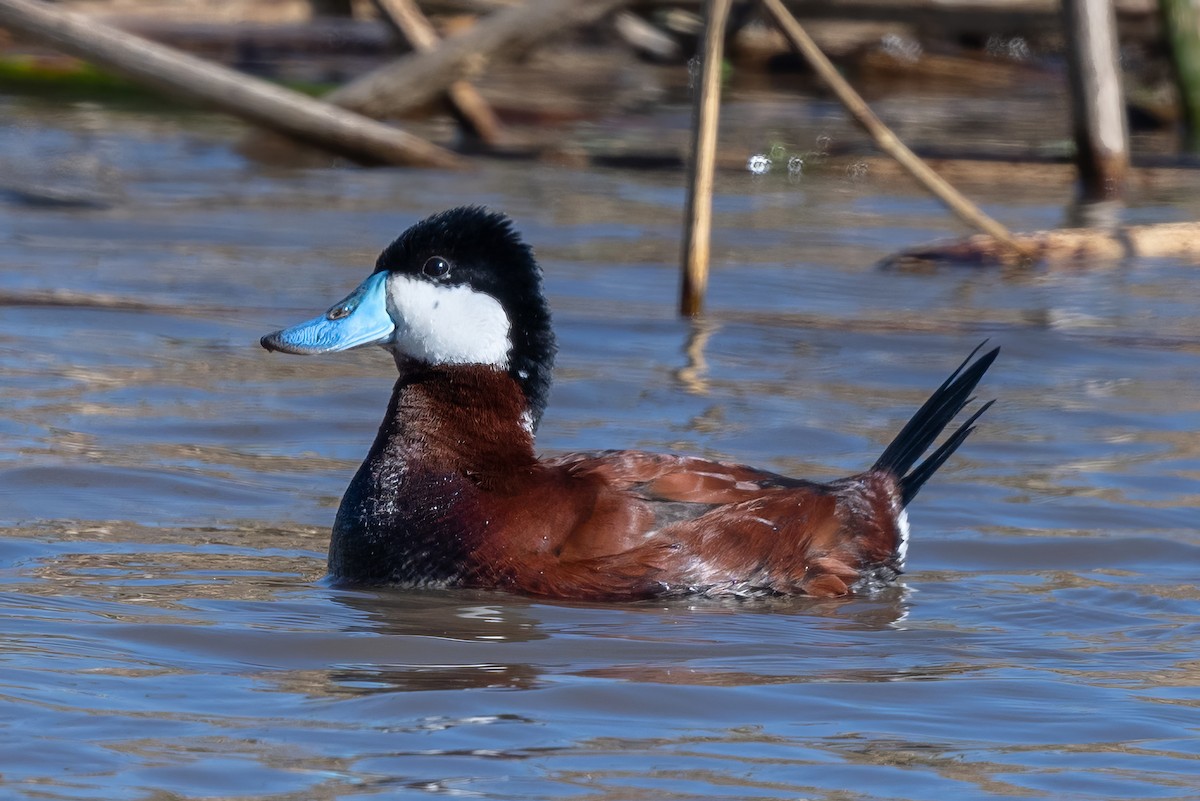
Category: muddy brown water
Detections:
[{"x1": 1, "y1": 90, "x2": 1199, "y2": 800}]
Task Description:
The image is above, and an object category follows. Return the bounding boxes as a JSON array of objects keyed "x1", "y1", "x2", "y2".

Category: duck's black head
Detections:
[{"x1": 262, "y1": 206, "x2": 557, "y2": 430}]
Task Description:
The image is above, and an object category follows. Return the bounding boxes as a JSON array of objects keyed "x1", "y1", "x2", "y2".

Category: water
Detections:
[{"x1": 2, "y1": 94, "x2": 1200, "y2": 800}]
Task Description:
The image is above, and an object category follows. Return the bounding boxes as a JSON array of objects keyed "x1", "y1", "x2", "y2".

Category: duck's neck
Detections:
[
  {"x1": 393, "y1": 361, "x2": 540, "y2": 467},
  {"x1": 328, "y1": 364, "x2": 538, "y2": 584}
]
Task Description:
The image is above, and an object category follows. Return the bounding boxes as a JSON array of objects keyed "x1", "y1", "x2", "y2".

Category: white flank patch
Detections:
[
  {"x1": 895, "y1": 505, "x2": 910, "y2": 566},
  {"x1": 385, "y1": 274, "x2": 512, "y2": 367}
]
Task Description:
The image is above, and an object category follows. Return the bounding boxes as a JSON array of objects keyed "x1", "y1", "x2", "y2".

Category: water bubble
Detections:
[
  {"x1": 787, "y1": 156, "x2": 804, "y2": 177},
  {"x1": 815, "y1": 134, "x2": 832, "y2": 155},
  {"x1": 747, "y1": 154, "x2": 772, "y2": 175}
]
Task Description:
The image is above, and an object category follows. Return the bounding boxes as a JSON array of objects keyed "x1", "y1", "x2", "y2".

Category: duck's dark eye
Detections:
[
  {"x1": 327, "y1": 304, "x2": 351, "y2": 320},
  {"x1": 422, "y1": 256, "x2": 451, "y2": 278}
]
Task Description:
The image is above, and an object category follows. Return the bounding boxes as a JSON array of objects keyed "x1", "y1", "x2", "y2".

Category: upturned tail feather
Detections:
[{"x1": 872, "y1": 342, "x2": 999, "y2": 506}]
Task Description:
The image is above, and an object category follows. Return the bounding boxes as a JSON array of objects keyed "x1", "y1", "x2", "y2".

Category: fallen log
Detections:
[
  {"x1": 326, "y1": 0, "x2": 628, "y2": 119},
  {"x1": 880, "y1": 221, "x2": 1200, "y2": 267},
  {"x1": 0, "y1": 0, "x2": 461, "y2": 168}
]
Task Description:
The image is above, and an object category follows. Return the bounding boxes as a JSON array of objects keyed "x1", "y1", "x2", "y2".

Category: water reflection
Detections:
[
  {"x1": 332, "y1": 587, "x2": 548, "y2": 642},
  {"x1": 305, "y1": 582, "x2": 919, "y2": 698},
  {"x1": 672, "y1": 317, "x2": 719, "y2": 395},
  {"x1": 325, "y1": 663, "x2": 545, "y2": 695}
]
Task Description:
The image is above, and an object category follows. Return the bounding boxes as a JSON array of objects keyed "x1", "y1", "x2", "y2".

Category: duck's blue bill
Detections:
[{"x1": 261, "y1": 271, "x2": 394, "y2": 354}]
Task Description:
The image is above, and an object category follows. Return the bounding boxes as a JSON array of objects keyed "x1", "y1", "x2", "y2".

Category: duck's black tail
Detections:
[{"x1": 872, "y1": 343, "x2": 999, "y2": 506}]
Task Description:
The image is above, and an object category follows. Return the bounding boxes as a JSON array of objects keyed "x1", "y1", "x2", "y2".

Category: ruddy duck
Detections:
[{"x1": 262, "y1": 206, "x2": 997, "y2": 600}]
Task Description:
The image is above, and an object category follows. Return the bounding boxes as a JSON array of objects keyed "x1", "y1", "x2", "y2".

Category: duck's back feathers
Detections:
[{"x1": 468, "y1": 450, "x2": 903, "y2": 599}]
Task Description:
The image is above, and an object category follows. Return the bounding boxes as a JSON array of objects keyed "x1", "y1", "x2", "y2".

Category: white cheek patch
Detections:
[{"x1": 385, "y1": 274, "x2": 512, "y2": 367}]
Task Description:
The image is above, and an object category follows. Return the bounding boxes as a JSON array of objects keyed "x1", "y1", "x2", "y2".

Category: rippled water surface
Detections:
[{"x1": 2, "y1": 95, "x2": 1200, "y2": 800}]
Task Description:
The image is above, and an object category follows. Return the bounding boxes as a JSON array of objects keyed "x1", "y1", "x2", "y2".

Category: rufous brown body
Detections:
[{"x1": 263, "y1": 207, "x2": 998, "y2": 600}]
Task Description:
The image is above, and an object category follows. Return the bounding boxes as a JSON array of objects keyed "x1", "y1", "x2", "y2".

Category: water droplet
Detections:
[
  {"x1": 747, "y1": 154, "x2": 772, "y2": 175},
  {"x1": 787, "y1": 157, "x2": 804, "y2": 177}
]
